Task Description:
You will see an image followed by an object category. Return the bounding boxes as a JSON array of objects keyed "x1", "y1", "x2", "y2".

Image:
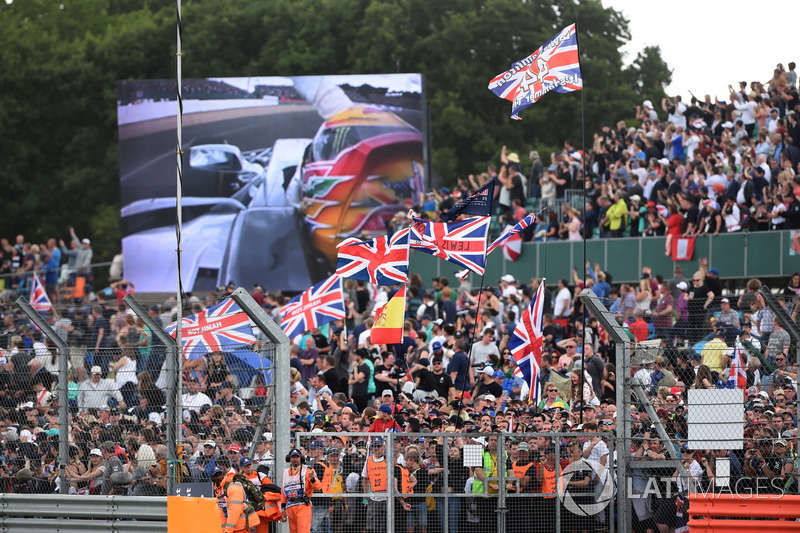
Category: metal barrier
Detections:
[
  {"x1": 0, "y1": 494, "x2": 167, "y2": 532},
  {"x1": 293, "y1": 430, "x2": 615, "y2": 533},
  {"x1": 688, "y1": 493, "x2": 800, "y2": 531}
]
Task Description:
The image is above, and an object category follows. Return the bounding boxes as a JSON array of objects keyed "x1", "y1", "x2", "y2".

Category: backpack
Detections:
[{"x1": 226, "y1": 473, "x2": 266, "y2": 511}]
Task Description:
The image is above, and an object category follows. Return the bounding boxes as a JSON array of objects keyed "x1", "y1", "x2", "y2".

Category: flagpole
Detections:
[
  {"x1": 169, "y1": 0, "x2": 184, "y2": 494},
  {"x1": 574, "y1": 18, "x2": 588, "y2": 424}
]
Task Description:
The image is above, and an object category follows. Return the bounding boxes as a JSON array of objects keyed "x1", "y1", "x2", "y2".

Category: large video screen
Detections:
[{"x1": 118, "y1": 74, "x2": 426, "y2": 293}]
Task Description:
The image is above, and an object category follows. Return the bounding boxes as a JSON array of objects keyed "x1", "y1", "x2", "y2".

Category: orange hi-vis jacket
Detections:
[{"x1": 218, "y1": 480, "x2": 261, "y2": 533}]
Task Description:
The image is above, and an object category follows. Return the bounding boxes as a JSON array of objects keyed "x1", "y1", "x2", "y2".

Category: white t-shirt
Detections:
[
  {"x1": 554, "y1": 287, "x2": 571, "y2": 318},
  {"x1": 583, "y1": 437, "x2": 609, "y2": 465}
]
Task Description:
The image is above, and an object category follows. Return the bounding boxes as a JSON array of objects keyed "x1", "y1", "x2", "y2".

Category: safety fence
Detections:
[
  {"x1": 293, "y1": 430, "x2": 615, "y2": 533},
  {"x1": 0, "y1": 494, "x2": 167, "y2": 532},
  {"x1": 0, "y1": 289, "x2": 284, "y2": 499}
]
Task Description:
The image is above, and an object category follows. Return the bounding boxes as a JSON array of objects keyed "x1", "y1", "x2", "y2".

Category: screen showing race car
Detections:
[{"x1": 117, "y1": 74, "x2": 427, "y2": 293}]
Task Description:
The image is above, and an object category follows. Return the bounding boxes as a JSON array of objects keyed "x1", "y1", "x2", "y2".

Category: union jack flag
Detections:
[
  {"x1": 280, "y1": 274, "x2": 346, "y2": 338},
  {"x1": 165, "y1": 298, "x2": 256, "y2": 360},
  {"x1": 335, "y1": 228, "x2": 410, "y2": 286},
  {"x1": 509, "y1": 280, "x2": 546, "y2": 403},
  {"x1": 488, "y1": 23, "x2": 583, "y2": 120},
  {"x1": 440, "y1": 180, "x2": 495, "y2": 222},
  {"x1": 410, "y1": 216, "x2": 489, "y2": 275},
  {"x1": 30, "y1": 273, "x2": 53, "y2": 314},
  {"x1": 487, "y1": 213, "x2": 536, "y2": 255},
  {"x1": 727, "y1": 337, "x2": 747, "y2": 390}
]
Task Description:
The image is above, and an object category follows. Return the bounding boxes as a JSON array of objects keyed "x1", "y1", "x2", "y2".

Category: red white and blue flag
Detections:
[
  {"x1": 280, "y1": 274, "x2": 346, "y2": 338},
  {"x1": 509, "y1": 280, "x2": 546, "y2": 402},
  {"x1": 487, "y1": 213, "x2": 536, "y2": 256},
  {"x1": 488, "y1": 23, "x2": 583, "y2": 120},
  {"x1": 30, "y1": 273, "x2": 53, "y2": 314},
  {"x1": 727, "y1": 337, "x2": 747, "y2": 390},
  {"x1": 166, "y1": 298, "x2": 256, "y2": 359},
  {"x1": 409, "y1": 216, "x2": 489, "y2": 275},
  {"x1": 440, "y1": 180, "x2": 495, "y2": 222},
  {"x1": 336, "y1": 228, "x2": 410, "y2": 286}
]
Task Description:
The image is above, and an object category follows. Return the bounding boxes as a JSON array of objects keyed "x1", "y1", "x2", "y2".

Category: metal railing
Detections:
[{"x1": 0, "y1": 494, "x2": 166, "y2": 532}]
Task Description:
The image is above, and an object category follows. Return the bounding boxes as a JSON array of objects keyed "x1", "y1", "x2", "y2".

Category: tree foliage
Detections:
[{"x1": 0, "y1": 0, "x2": 670, "y2": 262}]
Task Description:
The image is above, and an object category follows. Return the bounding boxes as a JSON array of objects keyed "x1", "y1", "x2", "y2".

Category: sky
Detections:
[{"x1": 602, "y1": 0, "x2": 800, "y2": 102}]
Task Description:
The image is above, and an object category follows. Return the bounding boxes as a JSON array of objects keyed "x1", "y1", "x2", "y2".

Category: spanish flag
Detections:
[{"x1": 370, "y1": 286, "x2": 406, "y2": 345}]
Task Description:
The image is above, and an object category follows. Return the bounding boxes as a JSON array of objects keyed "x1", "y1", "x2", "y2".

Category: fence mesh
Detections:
[{"x1": 0, "y1": 294, "x2": 276, "y2": 496}]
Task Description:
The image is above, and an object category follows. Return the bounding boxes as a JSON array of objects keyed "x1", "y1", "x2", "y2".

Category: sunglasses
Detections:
[{"x1": 776, "y1": 358, "x2": 786, "y2": 362}]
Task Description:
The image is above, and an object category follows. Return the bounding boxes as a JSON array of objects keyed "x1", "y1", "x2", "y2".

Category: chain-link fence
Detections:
[
  {"x1": 581, "y1": 283, "x2": 799, "y2": 532},
  {"x1": 0, "y1": 292, "x2": 279, "y2": 497},
  {"x1": 293, "y1": 430, "x2": 614, "y2": 533}
]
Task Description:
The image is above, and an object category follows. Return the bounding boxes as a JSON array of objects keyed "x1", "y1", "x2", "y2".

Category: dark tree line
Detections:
[{"x1": 0, "y1": 0, "x2": 670, "y2": 263}]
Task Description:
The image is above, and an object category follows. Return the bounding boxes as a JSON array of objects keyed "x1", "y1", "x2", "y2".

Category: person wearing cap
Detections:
[
  {"x1": 303, "y1": 440, "x2": 336, "y2": 533},
  {"x1": 211, "y1": 463, "x2": 261, "y2": 533},
  {"x1": 367, "y1": 404, "x2": 402, "y2": 433},
  {"x1": 498, "y1": 145, "x2": 526, "y2": 212},
  {"x1": 361, "y1": 436, "x2": 395, "y2": 531},
  {"x1": 240, "y1": 456, "x2": 270, "y2": 489},
  {"x1": 216, "y1": 380, "x2": 246, "y2": 411},
  {"x1": 472, "y1": 365, "x2": 503, "y2": 401},
  {"x1": 68, "y1": 226, "x2": 93, "y2": 279},
  {"x1": 279, "y1": 449, "x2": 321, "y2": 533},
  {"x1": 78, "y1": 365, "x2": 125, "y2": 413},
  {"x1": 183, "y1": 376, "x2": 213, "y2": 413}
]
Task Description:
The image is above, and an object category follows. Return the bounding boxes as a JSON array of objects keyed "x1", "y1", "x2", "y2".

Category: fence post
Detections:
[
  {"x1": 124, "y1": 293, "x2": 179, "y2": 495},
  {"x1": 15, "y1": 297, "x2": 70, "y2": 494},
  {"x1": 758, "y1": 286, "x2": 800, "y2": 445},
  {"x1": 580, "y1": 288, "x2": 631, "y2": 533},
  {"x1": 230, "y1": 288, "x2": 290, "y2": 497}
]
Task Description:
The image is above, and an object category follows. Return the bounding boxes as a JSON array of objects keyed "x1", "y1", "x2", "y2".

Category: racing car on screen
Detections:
[{"x1": 123, "y1": 105, "x2": 423, "y2": 292}]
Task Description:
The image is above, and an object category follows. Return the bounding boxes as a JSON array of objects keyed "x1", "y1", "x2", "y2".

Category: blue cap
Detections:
[
  {"x1": 709, "y1": 268, "x2": 719, "y2": 276},
  {"x1": 441, "y1": 187, "x2": 450, "y2": 194},
  {"x1": 210, "y1": 466, "x2": 224, "y2": 476},
  {"x1": 421, "y1": 314, "x2": 432, "y2": 321},
  {"x1": 431, "y1": 341, "x2": 443, "y2": 352},
  {"x1": 371, "y1": 436, "x2": 385, "y2": 447},
  {"x1": 493, "y1": 370, "x2": 505, "y2": 379},
  {"x1": 308, "y1": 440, "x2": 325, "y2": 450},
  {"x1": 239, "y1": 457, "x2": 253, "y2": 467},
  {"x1": 378, "y1": 404, "x2": 393, "y2": 415},
  {"x1": 288, "y1": 449, "x2": 303, "y2": 458}
]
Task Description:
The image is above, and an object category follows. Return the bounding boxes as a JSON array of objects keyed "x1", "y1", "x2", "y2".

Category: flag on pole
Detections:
[
  {"x1": 371, "y1": 285, "x2": 406, "y2": 345},
  {"x1": 508, "y1": 280, "x2": 546, "y2": 403},
  {"x1": 409, "y1": 216, "x2": 489, "y2": 275},
  {"x1": 494, "y1": 225, "x2": 523, "y2": 262},
  {"x1": 488, "y1": 23, "x2": 583, "y2": 120},
  {"x1": 440, "y1": 180, "x2": 495, "y2": 222},
  {"x1": 335, "y1": 228, "x2": 410, "y2": 286},
  {"x1": 280, "y1": 274, "x2": 346, "y2": 338},
  {"x1": 166, "y1": 298, "x2": 256, "y2": 359},
  {"x1": 671, "y1": 236, "x2": 695, "y2": 260},
  {"x1": 486, "y1": 213, "x2": 537, "y2": 255},
  {"x1": 727, "y1": 337, "x2": 748, "y2": 389},
  {"x1": 30, "y1": 273, "x2": 53, "y2": 314}
]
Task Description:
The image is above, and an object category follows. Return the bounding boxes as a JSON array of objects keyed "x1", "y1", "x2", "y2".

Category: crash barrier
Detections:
[
  {"x1": 0, "y1": 494, "x2": 167, "y2": 532},
  {"x1": 294, "y1": 430, "x2": 616, "y2": 533},
  {"x1": 687, "y1": 493, "x2": 800, "y2": 531},
  {"x1": 166, "y1": 496, "x2": 221, "y2": 533}
]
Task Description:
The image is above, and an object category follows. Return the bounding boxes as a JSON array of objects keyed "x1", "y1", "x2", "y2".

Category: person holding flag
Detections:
[{"x1": 507, "y1": 279, "x2": 546, "y2": 403}]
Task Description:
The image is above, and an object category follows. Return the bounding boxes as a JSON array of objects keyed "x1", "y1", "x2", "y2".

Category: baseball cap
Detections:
[
  {"x1": 480, "y1": 366, "x2": 495, "y2": 375},
  {"x1": 493, "y1": 370, "x2": 505, "y2": 379},
  {"x1": 501, "y1": 274, "x2": 516, "y2": 283},
  {"x1": 90, "y1": 366, "x2": 102, "y2": 375},
  {"x1": 81, "y1": 238, "x2": 91, "y2": 245},
  {"x1": 431, "y1": 341, "x2": 443, "y2": 352},
  {"x1": 239, "y1": 457, "x2": 253, "y2": 467},
  {"x1": 371, "y1": 436, "x2": 386, "y2": 447},
  {"x1": 378, "y1": 405, "x2": 393, "y2": 415},
  {"x1": 210, "y1": 466, "x2": 224, "y2": 476},
  {"x1": 203, "y1": 440, "x2": 217, "y2": 448},
  {"x1": 288, "y1": 449, "x2": 303, "y2": 458},
  {"x1": 308, "y1": 440, "x2": 325, "y2": 450},
  {"x1": 676, "y1": 281, "x2": 688, "y2": 291},
  {"x1": 313, "y1": 410, "x2": 325, "y2": 421},
  {"x1": 721, "y1": 298, "x2": 729, "y2": 303},
  {"x1": 484, "y1": 394, "x2": 497, "y2": 403},
  {"x1": 381, "y1": 389, "x2": 394, "y2": 397},
  {"x1": 517, "y1": 442, "x2": 530, "y2": 452},
  {"x1": 228, "y1": 444, "x2": 241, "y2": 453},
  {"x1": 709, "y1": 268, "x2": 719, "y2": 276},
  {"x1": 89, "y1": 448, "x2": 102, "y2": 457}
]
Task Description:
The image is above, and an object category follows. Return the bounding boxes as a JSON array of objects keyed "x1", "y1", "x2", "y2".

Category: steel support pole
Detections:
[{"x1": 15, "y1": 297, "x2": 70, "y2": 493}]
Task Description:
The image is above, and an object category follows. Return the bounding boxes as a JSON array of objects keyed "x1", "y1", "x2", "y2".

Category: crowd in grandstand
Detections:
[{"x1": 0, "y1": 65, "x2": 797, "y2": 533}]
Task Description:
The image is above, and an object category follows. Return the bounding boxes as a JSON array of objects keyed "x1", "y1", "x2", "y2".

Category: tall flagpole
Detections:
[
  {"x1": 574, "y1": 18, "x2": 588, "y2": 424},
  {"x1": 169, "y1": 0, "x2": 184, "y2": 495}
]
